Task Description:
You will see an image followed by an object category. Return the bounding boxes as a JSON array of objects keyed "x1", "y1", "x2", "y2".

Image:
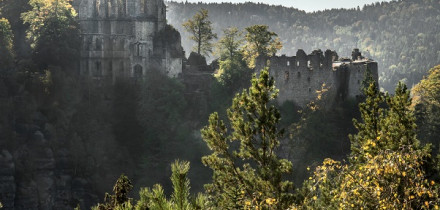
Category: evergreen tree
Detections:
[
  {"x1": 182, "y1": 8, "x2": 217, "y2": 56},
  {"x1": 349, "y1": 80, "x2": 384, "y2": 160},
  {"x1": 136, "y1": 160, "x2": 208, "y2": 210},
  {"x1": 201, "y1": 67, "x2": 294, "y2": 209},
  {"x1": 298, "y1": 82, "x2": 440, "y2": 209},
  {"x1": 95, "y1": 174, "x2": 133, "y2": 210}
]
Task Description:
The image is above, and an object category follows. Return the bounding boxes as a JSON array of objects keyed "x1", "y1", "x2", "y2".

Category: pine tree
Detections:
[
  {"x1": 201, "y1": 67, "x2": 294, "y2": 209},
  {"x1": 349, "y1": 80, "x2": 384, "y2": 160},
  {"x1": 299, "y1": 82, "x2": 440, "y2": 209},
  {"x1": 135, "y1": 160, "x2": 208, "y2": 210},
  {"x1": 95, "y1": 174, "x2": 133, "y2": 210}
]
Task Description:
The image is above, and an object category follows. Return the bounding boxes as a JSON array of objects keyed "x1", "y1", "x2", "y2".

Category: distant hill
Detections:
[{"x1": 166, "y1": 0, "x2": 440, "y2": 91}]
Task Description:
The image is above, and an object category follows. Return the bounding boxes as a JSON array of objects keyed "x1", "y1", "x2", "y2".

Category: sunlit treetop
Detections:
[{"x1": 21, "y1": 0, "x2": 77, "y2": 47}]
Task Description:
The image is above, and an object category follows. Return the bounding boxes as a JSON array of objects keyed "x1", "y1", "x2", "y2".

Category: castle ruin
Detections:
[
  {"x1": 72, "y1": 0, "x2": 184, "y2": 82},
  {"x1": 255, "y1": 49, "x2": 378, "y2": 107}
]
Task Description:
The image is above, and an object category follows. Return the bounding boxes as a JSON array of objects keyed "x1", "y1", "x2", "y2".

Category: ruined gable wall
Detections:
[{"x1": 256, "y1": 49, "x2": 378, "y2": 107}]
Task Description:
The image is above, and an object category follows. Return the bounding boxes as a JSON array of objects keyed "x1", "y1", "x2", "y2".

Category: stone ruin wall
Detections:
[
  {"x1": 72, "y1": 0, "x2": 182, "y2": 83},
  {"x1": 256, "y1": 49, "x2": 378, "y2": 107}
]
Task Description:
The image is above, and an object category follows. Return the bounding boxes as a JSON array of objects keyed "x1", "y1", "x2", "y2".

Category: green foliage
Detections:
[
  {"x1": 182, "y1": 8, "x2": 217, "y2": 56},
  {"x1": 95, "y1": 174, "x2": 134, "y2": 210},
  {"x1": 215, "y1": 27, "x2": 243, "y2": 60},
  {"x1": 412, "y1": 65, "x2": 440, "y2": 151},
  {"x1": 168, "y1": 0, "x2": 440, "y2": 91},
  {"x1": 211, "y1": 27, "x2": 251, "y2": 116},
  {"x1": 349, "y1": 81, "x2": 384, "y2": 160},
  {"x1": 242, "y1": 25, "x2": 282, "y2": 68},
  {"x1": 136, "y1": 160, "x2": 200, "y2": 210},
  {"x1": 0, "y1": 18, "x2": 14, "y2": 69},
  {"x1": 214, "y1": 27, "x2": 250, "y2": 90},
  {"x1": 297, "y1": 81, "x2": 440, "y2": 209},
  {"x1": 201, "y1": 68, "x2": 294, "y2": 209},
  {"x1": 21, "y1": 0, "x2": 80, "y2": 69},
  {"x1": 96, "y1": 161, "x2": 206, "y2": 210}
]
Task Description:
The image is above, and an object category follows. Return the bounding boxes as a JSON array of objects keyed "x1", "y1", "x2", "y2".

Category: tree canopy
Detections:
[
  {"x1": 242, "y1": 25, "x2": 282, "y2": 68},
  {"x1": 0, "y1": 18, "x2": 14, "y2": 69},
  {"x1": 182, "y1": 8, "x2": 217, "y2": 56},
  {"x1": 21, "y1": 0, "x2": 80, "y2": 69},
  {"x1": 412, "y1": 65, "x2": 440, "y2": 152}
]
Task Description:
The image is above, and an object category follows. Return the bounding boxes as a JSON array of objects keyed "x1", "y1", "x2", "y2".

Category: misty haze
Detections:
[{"x1": 0, "y1": 0, "x2": 439, "y2": 209}]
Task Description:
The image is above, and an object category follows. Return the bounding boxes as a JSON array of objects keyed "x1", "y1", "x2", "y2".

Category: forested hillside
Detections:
[
  {"x1": 167, "y1": 0, "x2": 440, "y2": 91},
  {"x1": 1, "y1": 0, "x2": 440, "y2": 208}
]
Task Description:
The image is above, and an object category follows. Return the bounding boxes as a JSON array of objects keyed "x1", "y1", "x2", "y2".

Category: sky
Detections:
[{"x1": 173, "y1": 0, "x2": 393, "y2": 12}]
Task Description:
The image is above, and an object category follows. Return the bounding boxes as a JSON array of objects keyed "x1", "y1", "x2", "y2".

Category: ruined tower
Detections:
[
  {"x1": 255, "y1": 49, "x2": 378, "y2": 107},
  {"x1": 72, "y1": 0, "x2": 183, "y2": 82}
]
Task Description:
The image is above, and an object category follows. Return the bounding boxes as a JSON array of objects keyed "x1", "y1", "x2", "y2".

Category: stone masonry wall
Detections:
[
  {"x1": 256, "y1": 49, "x2": 378, "y2": 107},
  {"x1": 73, "y1": 0, "x2": 180, "y2": 82}
]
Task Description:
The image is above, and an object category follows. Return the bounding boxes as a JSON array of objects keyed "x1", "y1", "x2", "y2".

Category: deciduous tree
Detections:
[
  {"x1": 0, "y1": 18, "x2": 14, "y2": 69},
  {"x1": 214, "y1": 27, "x2": 249, "y2": 94},
  {"x1": 182, "y1": 8, "x2": 217, "y2": 56},
  {"x1": 241, "y1": 25, "x2": 282, "y2": 68},
  {"x1": 21, "y1": 0, "x2": 80, "y2": 69}
]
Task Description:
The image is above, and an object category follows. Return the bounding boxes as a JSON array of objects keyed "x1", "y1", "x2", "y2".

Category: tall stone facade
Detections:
[
  {"x1": 72, "y1": 0, "x2": 184, "y2": 82},
  {"x1": 255, "y1": 49, "x2": 378, "y2": 107}
]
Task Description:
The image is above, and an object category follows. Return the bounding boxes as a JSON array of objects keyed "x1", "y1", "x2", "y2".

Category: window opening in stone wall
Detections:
[
  {"x1": 120, "y1": 40, "x2": 125, "y2": 51},
  {"x1": 119, "y1": 61, "x2": 124, "y2": 76},
  {"x1": 307, "y1": 77, "x2": 310, "y2": 82},
  {"x1": 287, "y1": 61, "x2": 290, "y2": 66},
  {"x1": 94, "y1": 61, "x2": 102, "y2": 77},
  {"x1": 95, "y1": 38, "x2": 102, "y2": 50},
  {"x1": 134, "y1": 65, "x2": 143, "y2": 78},
  {"x1": 284, "y1": 71, "x2": 289, "y2": 80},
  {"x1": 309, "y1": 87, "x2": 311, "y2": 92},
  {"x1": 297, "y1": 61, "x2": 299, "y2": 67},
  {"x1": 297, "y1": 72, "x2": 301, "y2": 78},
  {"x1": 307, "y1": 60, "x2": 311, "y2": 67},
  {"x1": 108, "y1": 61, "x2": 113, "y2": 78},
  {"x1": 86, "y1": 37, "x2": 92, "y2": 50}
]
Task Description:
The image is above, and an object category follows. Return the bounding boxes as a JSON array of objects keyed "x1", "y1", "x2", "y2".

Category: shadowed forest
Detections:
[{"x1": 0, "y1": 0, "x2": 440, "y2": 209}]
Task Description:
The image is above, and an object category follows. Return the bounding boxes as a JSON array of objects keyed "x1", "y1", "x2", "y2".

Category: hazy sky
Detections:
[{"x1": 173, "y1": 0, "x2": 393, "y2": 12}]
